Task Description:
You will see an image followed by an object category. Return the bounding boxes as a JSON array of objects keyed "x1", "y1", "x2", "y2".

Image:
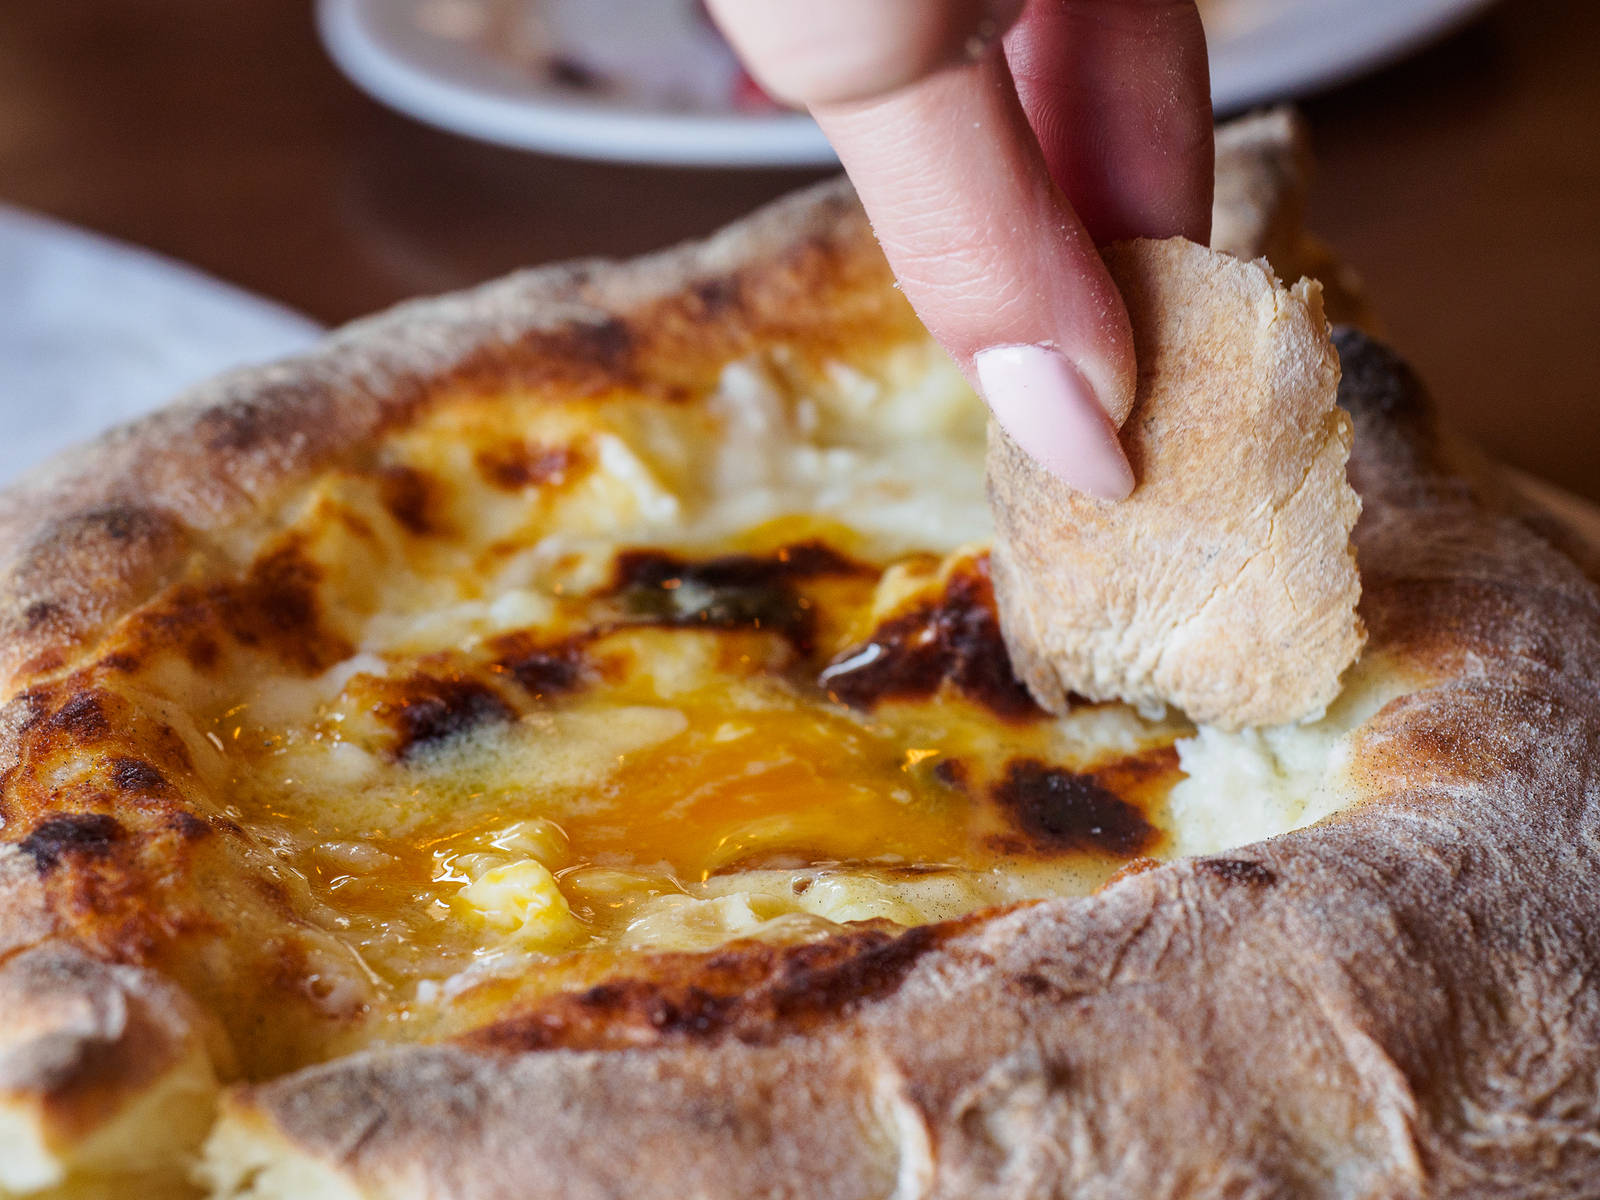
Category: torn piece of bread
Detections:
[{"x1": 988, "y1": 238, "x2": 1364, "y2": 731}]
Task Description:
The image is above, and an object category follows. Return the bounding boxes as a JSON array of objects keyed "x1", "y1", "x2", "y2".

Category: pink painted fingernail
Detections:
[{"x1": 974, "y1": 344, "x2": 1135, "y2": 500}]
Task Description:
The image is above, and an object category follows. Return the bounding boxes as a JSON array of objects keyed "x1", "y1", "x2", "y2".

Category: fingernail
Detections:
[{"x1": 974, "y1": 344, "x2": 1135, "y2": 500}]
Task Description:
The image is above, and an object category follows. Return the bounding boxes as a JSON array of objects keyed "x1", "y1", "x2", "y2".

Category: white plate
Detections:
[
  {"x1": 318, "y1": 0, "x2": 831, "y2": 167},
  {"x1": 1203, "y1": 0, "x2": 1500, "y2": 113},
  {"x1": 0, "y1": 208, "x2": 322, "y2": 488},
  {"x1": 318, "y1": 0, "x2": 1499, "y2": 167}
]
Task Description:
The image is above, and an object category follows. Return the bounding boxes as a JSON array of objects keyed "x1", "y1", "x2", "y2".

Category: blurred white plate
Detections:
[
  {"x1": 1204, "y1": 0, "x2": 1500, "y2": 113},
  {"x1": 319, "y1": 0, "x2": 1498, "y2": 167},
  {"x1": 0, "y1": 208, "x2": 322, "y2": 488},
  {"x1": 318, "y1": 0, "x2": 832, "y2": 166}
]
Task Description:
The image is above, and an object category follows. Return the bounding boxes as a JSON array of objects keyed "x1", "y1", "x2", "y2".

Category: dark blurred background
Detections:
[{"x1": 1, "y1": 0, "x2": 1595, "y2": 499}]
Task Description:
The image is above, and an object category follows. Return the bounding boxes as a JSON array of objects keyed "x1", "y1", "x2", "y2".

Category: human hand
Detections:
[{"x1": 706, "y1": 0, "x2": 1213, "y2": 498}]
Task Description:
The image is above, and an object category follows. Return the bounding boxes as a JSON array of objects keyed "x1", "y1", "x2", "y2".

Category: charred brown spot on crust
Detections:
[
  {"x1": 200, "y1": 396, "x2": 285, "y2": 453},
  {"x1": 90, "y1": 506, "x2": 145, "y2": 542},
  {"x1": 334, "y1": 507, "x2": 380, "y2": 543},
  {"x1": 166, "y1": 811, "x2": 213, "y2": 842},
  {"x1": 186, "y1": 637, "x2": 221, "y2": 671},
  {"x1": 602, "y1": 982, "x2": 737, "y2": 1040},
  {"x1": 569, "y1": 317, "x2": 634, "y2": 372},
  {"x1": 377, "y1": 465, "x2": 440, "y2": 536},
  {"x1": 1196, "y1": 858, "x2": 1278, "y2": 886},
  {"x1": 21, "y1": 600, "x2": 59, "y2": 633},
  {"x1": 765, "y1": 922, "x2": 940, "y2": 1025},
  {"x1": 119, "y1": 542, "x2": 347, "y2": 675},
  {"x1": 991, "y1": 759, "x2": 1157, "y2": 857},
  {"x1": 690, "y1": 276, "x2": 741, "y2": 318},
  {"x1": 1088, "y1": 745, "x2": 1185, "y2": 830},
  {"x1": 238, "y1": 548, "x2": 339, "y2": 664},
  {"x1": 615, "y1": 541, "x2": 867, "y2": 592},
  {"x1": 380, "y1": 674, "x2": 516, "y2": 761},
  {"x1": 52, "y1": 504, "x2": 175, "y2": 553},
  {"x1": 44, "y1": 691, "x2": 111, "y2": 741},
  {"x1": 821, "y1": 558, "x2": 1043, "y2": 720},
  {"x1": 1011, "y1": 970, "x2": 1079, "y2": 1001},
  {"x1": 1334, "y1": 329, "x2": 1456, "y2": 499},
  {"x1": 612, "y1": 541, "x2": 870, "y2": 655},
  {"x1": 488, "y1": 632, "x2": 591, "y2": 699},
  {"x1": 462, "y1": 923, "x2": 946, "y2": 1054},
  {"x1": 109, "y1": 757, "x2": 172, "y2": 797},
  {"x1": 17, "y1": 813, "x2": 123, "y2": 872},
  {"x1": 217, "y1": 545, "x2": 348, "y2": 673},
  {"x1": 3, "y1": 507, "x2": 188, "y2": 673},
  {"x1": 475, "y1": 441, "x2": 578, "y2": 491},
  {"x1": 19, "y1": 649, "x2": 66, "y2": 676},
  {"x1": 152, "y1": 723, "x2": 195, "y2": 774}
]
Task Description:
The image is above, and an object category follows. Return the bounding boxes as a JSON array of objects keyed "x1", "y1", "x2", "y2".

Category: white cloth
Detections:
[{"x1": 0, "y1": 207, "x2": 322, "y2": 487}]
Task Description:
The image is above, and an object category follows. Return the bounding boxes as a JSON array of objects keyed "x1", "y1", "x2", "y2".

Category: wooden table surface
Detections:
[{"x1": 2, "y1": 1, "x2": 1596, "y2": 500}]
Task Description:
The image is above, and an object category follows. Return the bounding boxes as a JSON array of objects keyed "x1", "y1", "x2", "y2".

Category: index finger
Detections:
[{"x1": 1006, "y1": 0, "x2": 1213, "y2": 242}]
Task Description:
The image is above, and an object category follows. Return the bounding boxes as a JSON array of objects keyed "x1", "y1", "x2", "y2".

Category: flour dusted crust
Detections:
[
  {"x1": 3, "y1": 115, "x2": 1600, "y2": 1198},
  {"x1": 988, "y1": 240, "x2": 1365, "y2": 729},
  {"x1": 0, "y1": 945, "x2": 220, "y2": 1190}
]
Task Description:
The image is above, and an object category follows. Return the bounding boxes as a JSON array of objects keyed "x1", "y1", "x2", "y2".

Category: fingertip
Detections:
[
  {"x1": 975, "y1": 344, "x2": 1136, "y2": 500},
  {"x1": 814, "y1": 50, "x2": 1140, "y2": 488},
  {"x1": 1005, "y1": 0, "x2": 1214, "y2": 245}
]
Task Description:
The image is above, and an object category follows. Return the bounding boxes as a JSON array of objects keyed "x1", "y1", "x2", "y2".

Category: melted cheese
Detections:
[
  {"x1": 171, "y1": 349, "x2": 1382, "y2": 1058},
  {"x1": 119, "y1": 343, "x2": 1388, "y2": 1046},
  {"x1": 4, "y1": 341, "x2": 1401, "y2": 1200}
]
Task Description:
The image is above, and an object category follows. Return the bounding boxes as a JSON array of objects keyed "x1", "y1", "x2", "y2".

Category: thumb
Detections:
[{"x1": 813, "y1": 50, "x2": 1136, "y2": 499}]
